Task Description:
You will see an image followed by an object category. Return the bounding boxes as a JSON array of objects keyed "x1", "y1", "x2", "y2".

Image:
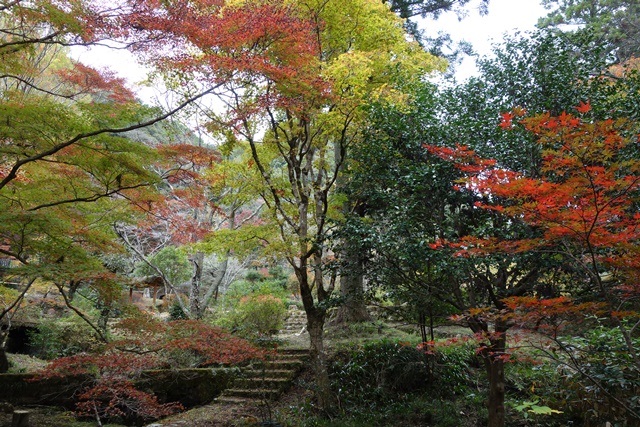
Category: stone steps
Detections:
[
  {"x1": 239, "y1": 368, "x2": 296, "y2": 379},
  {"x1": 216, "y1": 348, "x2": 308, "y2": 403},
  {"x1": 213, "y1": 395, "x2": 261, "y2": 405},
  {"x1": 233, "y1": 377, "x2": 292, "y2": 389},
  {"x1": 280, "y1": 306, "x2": 307, "y2": 334},
  {"x1": 221, "y1": 387, "x2": 282, "y2": 400}
]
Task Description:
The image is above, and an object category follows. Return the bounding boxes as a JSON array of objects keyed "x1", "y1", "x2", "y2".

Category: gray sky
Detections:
[
  {"x1": 72, "y1": 0, "x2": 549, "y2": 96},
  {"x1": 422, "y1": 0, "x2": 548, "y2": 79}
]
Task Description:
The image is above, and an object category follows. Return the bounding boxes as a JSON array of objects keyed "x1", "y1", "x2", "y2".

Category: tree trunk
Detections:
[
  {"x1": 332, "y1": 252, "x2": 370, "y2": 324},
  {"x1": 0, "y1": 345, "x2": 9, "y2": 373},
  {"x1": 482, "y1": 321, "x2": 508, "y2": 427},
  {"x1": 307, "y1": 309, "x2": 333, "y2": 412},
  {"x1": 485, "y1": 353, "x2": 505, "y2": 427},
  {"x1": 67, "y1": 280, "x2": 81, "y2": 302},
  {"x1": 11, "y1": 410, "x2": 29, "y2": 427},
  {"x1": 202, "y1": 253, "x2": 229, "y2": 308},
  {"x1": 97, "y1": 306, "x2": 111, "y2": 335},
  {"x1": 333, "y1": 136, "x2": 370, "y2": 325},
  {"x1": 296, "y1": 263, "x2": 335, "y2": 413},
  {"x1": 189, "y1": 251, "x2": 204, "y2": 319}
]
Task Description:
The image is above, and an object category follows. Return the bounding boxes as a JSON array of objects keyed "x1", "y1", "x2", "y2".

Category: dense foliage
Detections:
[{"x1": 2, "y1": 0, "x2": 640, "y2": 426}]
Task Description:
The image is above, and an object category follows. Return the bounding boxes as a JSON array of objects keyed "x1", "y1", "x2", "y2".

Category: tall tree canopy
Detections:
[
  {"x1": 0, "y1": 0, "x2": 216, "y2": 371},
  {"x1": 538, "y1": 0, "x2": 640, "y2": 62}
]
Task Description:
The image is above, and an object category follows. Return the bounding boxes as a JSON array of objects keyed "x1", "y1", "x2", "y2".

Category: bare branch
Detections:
[
  {"x1": 0, "y1": 86, "x2": 219, "y2": 190},
  {"x1": 54, "y1": 282, "x2": 109, "y2": 343}
]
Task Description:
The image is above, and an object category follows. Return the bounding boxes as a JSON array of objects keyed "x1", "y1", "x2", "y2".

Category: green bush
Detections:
[
  {"x1": 555, "y1": 325, "x2": 640, "y2": 424},
  {"x1": 243, "y1": 266, "x2": 289, "y2": 286},
  {"x1": 211, "y1": 277, "x2": 290, "y2": 342},
  {"x1": 28, "y1": 318, "x2": 101, "y2": 360},
  {"x1": 244, "y1": 270, "x2": 263, "y2": 282},
  {"x1": 329, "y1": 341, "x2": 431, "y2": 413},
  {"x1": 168, "y1": 302, "x2": 187, "y2": 320},
  {"x1": 301, "y1": 340, "x2": 482, "y2": 425},
  {"x1": 434, "y1": 342, "x2": 477, "y2": 396},
  {"x1": 215, "y1": 293, "x2": 287, "y2": 340},
  {"x1": 223, "y1": 279, "x2": 289, "y2": 306}
]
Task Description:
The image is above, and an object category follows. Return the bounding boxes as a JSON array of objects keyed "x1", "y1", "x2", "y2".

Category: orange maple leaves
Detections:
[
  {"x1": 127, "y1": 0, "x2": 324, "y2": 110},
  {"x1": 427, "y1": 104, "x2": 640, "y2": 291},
  {"x1": 57, "y1": 63, "x2": 136, "y2": 103}
]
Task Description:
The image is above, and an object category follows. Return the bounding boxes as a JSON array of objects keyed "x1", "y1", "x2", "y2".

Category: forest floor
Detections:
[
  {"x1": 138, "y1": 321, "x2": 474, "y2": 427},
  {"x1": 0, "y1": 322, "x2": 482, "y2": 427}
]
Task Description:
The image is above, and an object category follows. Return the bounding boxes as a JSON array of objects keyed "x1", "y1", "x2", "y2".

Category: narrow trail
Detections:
[{"x1": 145, "y1": 306, "x2": 309, "y2": 427}]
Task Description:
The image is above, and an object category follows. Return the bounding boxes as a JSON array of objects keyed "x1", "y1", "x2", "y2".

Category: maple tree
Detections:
[
  {"x1": 0, "y1": 50, "x2": 155, "y2": 371},
  {"x1": 115, "y1": 142, "x2": 220, "y2": 318},
  {"x1": 427, "y1": 104, "x2": 640, "y2": 425},
  {"x1": 0, "y1": 0, "x2": 223, "y2": 373},
  {"x1": 121, "y1": 0, "x2": 445, "y2": 410},
  {"x1": 461, "y1": 105, "x2": 640, "y2": 318},
  {"x1": 115, "y1": 138, "x2": 267, "y2": 319}
]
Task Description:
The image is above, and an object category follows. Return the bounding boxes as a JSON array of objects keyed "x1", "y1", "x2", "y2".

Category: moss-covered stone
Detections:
[
  {"x1": 0, "y1": 373, "x2": 88, "y2": 407},
  {"x1": 0, "y1": 367, "x2": 238, "y2": 409},
  {"x1": 136, "y1": 368, "x2": 239, "y2": 406}
]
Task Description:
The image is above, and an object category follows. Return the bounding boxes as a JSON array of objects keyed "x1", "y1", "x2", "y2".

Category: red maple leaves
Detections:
[
  {"x1": 427, "y1": 105, "x2": 640, "y2": 325},
  {"x1": 38, "y1": 318, "x2": 267, "y2": 422},
  {"x1": 429, "y1": 107, "x2": 640, "y2": 263},
  {"x1": 57, "y1": 63, "x2": 136, "y2": 103}
]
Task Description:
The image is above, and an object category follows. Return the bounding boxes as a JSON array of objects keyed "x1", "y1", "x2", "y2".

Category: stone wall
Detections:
[
  {"x1": 137, "y1": 368, "x2": 238, "y2": 406},
  {"x1": 0, "y1": 373, "x2": 87, "y2": 407},
  {"x1": 0, "y1": 368, "x2": 238, "y2": 408}
]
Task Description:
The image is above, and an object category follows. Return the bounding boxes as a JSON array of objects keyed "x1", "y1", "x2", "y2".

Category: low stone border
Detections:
[{"x1": 0, "y1": 368, "x2": 238, "y2": 408}]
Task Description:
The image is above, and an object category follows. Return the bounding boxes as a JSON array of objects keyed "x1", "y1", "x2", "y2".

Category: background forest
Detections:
[{"x1": 1, "y1": 0, "x2": 639, "y2": 426}]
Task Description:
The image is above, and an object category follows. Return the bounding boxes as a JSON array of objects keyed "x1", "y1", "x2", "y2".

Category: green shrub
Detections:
[
  {"x1": 222, "y1": 279, "x2": 289, "y2": 306},
  {"x1": 555, "y1": 325, "x2": 640, "y2": 424},
  {"x1": 168, "y1": 302, "x2": 187, "y2": 320},
  {"x1": 216, "y1": 293, "x2": 287, "y2": 340},
  {"x1": 212, "y1": 278, "x2": 289, "y2": 342},
  {"x1": 244, "y1": 270, "x2": 263, "y2": 282},
  {"x1": 434, "y1": 342, "x2": 477, "y2": 396},
  {"x1": 28, "y1": 318, "x2": 101, "y2": 360},
  {"x1": 329, "y1": 341, "x2": 431, "y2": 413},
  {"x1": 325, "y1": 339, "x2": 478, "y2": 424}
]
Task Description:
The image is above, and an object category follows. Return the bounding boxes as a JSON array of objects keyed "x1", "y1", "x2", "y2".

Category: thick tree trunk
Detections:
[
  {"x1": 296, "y1": 262, "x2": 335, "y2": 413},
  {"x1": 332, "y1": 253, "x2": 370, "y2": 324},
  {"x1": 11, "y1": 410, "x2": 29, "y2": 427},
  {"x1": 485, "y1": 354, "x2": 505, "y2": 427},
  {"x1": 333, "y1": 137, "x2": 370, "y2": 325},
  {"x1": 307, "y1": 310, "x2": 333, "y2": 412}
]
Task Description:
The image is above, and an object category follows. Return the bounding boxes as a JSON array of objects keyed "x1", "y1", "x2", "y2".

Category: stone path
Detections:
[
  {"x1": 218, "y1": 349, "x2": 308, "y2": 403},
  {"x1": 145, "y1": 307, "x2": 309, "y2": 427}
]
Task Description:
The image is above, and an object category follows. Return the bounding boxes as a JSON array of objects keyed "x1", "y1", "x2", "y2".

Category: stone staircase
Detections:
[
  {"x1": 280, "y1": 305, "x2": 307, "y2": 336},
  {"x1": 216, "y1": 349, "x2": 309, "y2": 404},
  {"x1": 145, "y1": 312, "x2": 311, "y2": 426}
]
